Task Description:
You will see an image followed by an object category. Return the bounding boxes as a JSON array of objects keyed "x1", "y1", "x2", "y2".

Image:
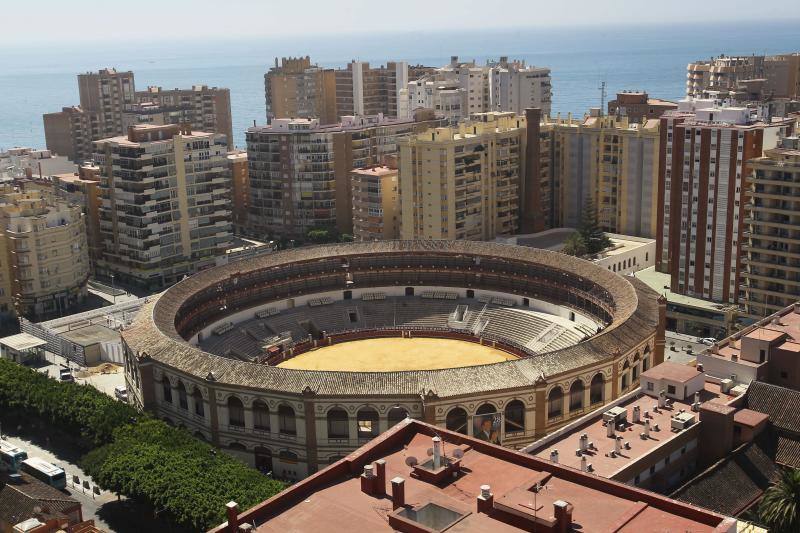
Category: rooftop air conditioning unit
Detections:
[
  {"x1": 720, "y1": 378, "x2": 734, "y2": 394},
  {"x1": 602, "y1": 406, "x2": 628, "y2": 425},
  {"x1": 671, "y1": 412, "x2": 696, "y2": 431}
]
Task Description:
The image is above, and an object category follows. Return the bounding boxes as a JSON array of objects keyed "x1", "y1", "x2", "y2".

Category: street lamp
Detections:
[{"x1": 110, "y1": 274, "x2": 116, "y2": 304}]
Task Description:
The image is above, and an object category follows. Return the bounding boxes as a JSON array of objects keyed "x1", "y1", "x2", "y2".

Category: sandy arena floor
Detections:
[{"x1": 276, "y1": 337, "x2": 518, "y2": 371}]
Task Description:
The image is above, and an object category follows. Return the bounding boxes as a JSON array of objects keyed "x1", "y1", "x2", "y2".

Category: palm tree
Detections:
[{"x1": 758, "y1": 468, "x2": 800, "y2": 533}]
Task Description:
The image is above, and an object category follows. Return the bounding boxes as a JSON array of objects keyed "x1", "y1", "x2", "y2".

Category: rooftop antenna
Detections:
[{"x1": 599, "y1": 80, "x2": 607, "y2": 117}]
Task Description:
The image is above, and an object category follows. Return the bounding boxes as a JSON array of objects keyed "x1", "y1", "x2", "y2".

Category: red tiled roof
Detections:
[{"x1": 640, "y1": 361, "x2": 701, "y2": 383}]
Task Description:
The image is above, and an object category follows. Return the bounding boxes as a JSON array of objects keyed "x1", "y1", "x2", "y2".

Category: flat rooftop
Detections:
[
  {"x1": 530, "y1": 383, "x2": 726, "y2": 478},
  {"x1": 212, "y1": 420, "x2": 731, "y2": 533},
  {"x1": 632, "y1": 267, "x2": 733, "y2": 312},
  {"x1": 704, "y1": 305, "x2": 800, "y2": 365},
  {"x1": 57, "y1": 324, "x2": 119, "y2": 346}
]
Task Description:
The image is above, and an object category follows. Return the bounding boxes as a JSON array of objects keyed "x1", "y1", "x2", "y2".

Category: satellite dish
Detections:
[
  {"x1": 426, "y1": 448, "x2": 434, "y2": 457},
  {"x1": 451, "y1": 449, "x2": 464, "y2": 459},
  {"x1": 405, "y1": 456, "x2": 418, "y2": 467}
]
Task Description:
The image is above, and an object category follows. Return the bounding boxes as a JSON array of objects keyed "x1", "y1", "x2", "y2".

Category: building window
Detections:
[
  {"x1": 667, "y1": 385, "x2": 676, "y2": 395},
  {"x1": 357, "y1": 407, "x2": 379, "y2": 439},
  {"x1": 548, "y1": 387, "x2": 564, "y2": 420},
  {"x1": 162, "y1": 381, "x2": 172, "y2": 403},
  {"x1": 177, "y1": 381, "x2": 188, "y2": 410},
  {"x1": 253, "y1": 400, "x2": 270, "y2": 431},
  {"x1": 446, "y1": 407, "x2": 468, "y2": 434},
  {"x1": 590, "y1": 374, "x2": 604, "y2": 404},
  {"x1": 569, "y1": 380, "x2": 584, "y2": 412},
  {"x1": 228, "y1": 397, "x2": 245, "y2": 427},
  {"x1": 327, "y1": 408, "x2": 349, "y2": 439},
  {"x1": 193, "y1": 389, "x2": 204, "y2": 417},
  {"x1": 504, "y1": 400, "x2": 525, "y2": 434},
  {"x1": 279, "y1": 405, "x2": 296, "y2": 435},
  {"x1": 647, "y1": 382, "x2": 654, "y2": 391}
]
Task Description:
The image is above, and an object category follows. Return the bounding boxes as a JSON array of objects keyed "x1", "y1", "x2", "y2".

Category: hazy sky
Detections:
[{"x1": 4, "y1": 0, "x2": 800, "y2": 45}]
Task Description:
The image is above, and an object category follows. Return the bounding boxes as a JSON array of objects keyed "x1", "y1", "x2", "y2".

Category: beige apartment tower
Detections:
[
  {"x1": 265, "y1": 57, "x2": 338, "y2": 124},
  {"x1": 743, "y1": 136, "x2": 800, "y2": 317},
  {"x1": 0, "y1": 190, "x2": 89, "y2": 318},
  {"x1": 351, "y1": 164, "x2": 400, "y2": 241},
  {"x1": 45, "y1": 69, "x2": 234, "y2": 162},
  {"x1": 399, "y1": 112, "x2": 525, "y2": 241},
  {"x1": 94, "y1": 124, "x2": 233, "y2": 290}
]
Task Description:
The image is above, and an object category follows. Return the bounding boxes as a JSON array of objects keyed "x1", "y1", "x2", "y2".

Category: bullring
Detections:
[{"x1": 122, "y1": 240, "x2": 664, "y2": 479}]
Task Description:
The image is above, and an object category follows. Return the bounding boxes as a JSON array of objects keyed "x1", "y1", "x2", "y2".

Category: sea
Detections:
[{"x1": 1, "y1": 20, "x2": 798, "y2": 151}]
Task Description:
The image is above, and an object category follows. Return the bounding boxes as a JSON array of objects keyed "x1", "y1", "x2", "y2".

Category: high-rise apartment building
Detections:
[
  {"x1": 246, "y1": 112, "x2": 442, "y2": 239},
  {"x1": 227, "y1": 150, "x2": 250, "y2": 234},
  {"x1": 44, "y1": 69, "x2": 135, "y2": 162},
  {"x1": 52, "y1": 163, "x2": 102, "y2": 272},
  {"x1": 404, "y1": 56, "x2": 552, "y2": 121},
  {"x1": 687, "y1": 53, "x2": 800, "y2": 101},
  {"x1": 94, "y1": 124, "x2": 233, "y2": 290},
  {"x1": 266, "y1": 57, "x2": 434, "y2": 124},
  {"x1": 351, "y1": 162, "x2": 400, "y2": 241},
  {"x1": 742, "y1": 136, "x2": 800, "y2": 317},
  {"x1": 542, "y1": 110, "x2": 661, "y2": 238},
  {"x1": 490, "y1": 57, "x2": 552, "y2": 116},
  {"x1": 335, "y1": 61, "x2": 419, "y2": 118},
  {"x1": 399, "y1": 112, "x2": 525, "y2": 241},
  {"x1": 44, "y1": 70, "x2": 233, "y2": 162},
  {"x1": 264, "y1": 56, "x2": 338, "y2": 124},
  {"x1": 655, "y1": 99, "x2": 795, "y2": 304},
  {"x1": 404, "y1": 78, "x2": 466, "y2": 124},
  {"x1": 123, "y1": 85, "x2": 233, "y2": 148},
  {"x1": 0, "y1": 189, "x2": 89, "y2": 318},
  {"x1": 607, "y1": 91, "x2": 678, "y2": 123}
]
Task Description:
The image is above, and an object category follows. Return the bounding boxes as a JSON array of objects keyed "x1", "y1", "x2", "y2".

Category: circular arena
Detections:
[{"x1": 122, "y1": 240, "x2": 664, "y2": 480}]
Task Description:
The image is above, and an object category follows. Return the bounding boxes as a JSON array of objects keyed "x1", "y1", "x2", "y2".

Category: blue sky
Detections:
[{"x1": 4, "y1": 0, "x2": 800, "y2": 45}]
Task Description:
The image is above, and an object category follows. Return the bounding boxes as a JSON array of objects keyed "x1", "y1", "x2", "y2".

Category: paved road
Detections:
[{"x1": 1, "y1": 432, "x2": 116, "y2": 531}]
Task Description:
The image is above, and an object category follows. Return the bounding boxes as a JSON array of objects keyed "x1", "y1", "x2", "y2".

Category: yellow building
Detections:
[
  {"x1": 351, "y1": 164, "x2": 400, "y2": 241},
  {"x1": 544, "y1": 111, "x2": 660, "y2": 238},
  {"x1": 399, "y1": 112, "x2": 526, "y2": 240},
  {"x1": 0, "y1": 189, "x2": 89, "y2": 318}
]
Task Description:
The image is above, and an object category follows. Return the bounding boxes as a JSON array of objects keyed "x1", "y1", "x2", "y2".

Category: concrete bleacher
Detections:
[{"x1": 198, "y1": 295, "x2": 596, "y2": 361}]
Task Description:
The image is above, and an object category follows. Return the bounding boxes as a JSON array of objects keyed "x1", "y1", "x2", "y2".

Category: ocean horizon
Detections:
[{"x1": 1, "y1": 20, "x2": 798, "y2": 151}]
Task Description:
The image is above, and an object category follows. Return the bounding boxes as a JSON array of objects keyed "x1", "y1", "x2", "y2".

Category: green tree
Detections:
[
  {"x1": 0, "y1": 359, "x2": 284, "y2": 530},
  {"x1": 578, "y1": 196, "x2": 611, "y2": 255},
  {"x1": 307, "y1": 227, "x2": 340, "y2": 244},
  {"x1": 562, "y1": 232, "x2": 588, "y2": 257},
  {"x1": 758, "y1": 468, "x2": 800, "y2": 533}
]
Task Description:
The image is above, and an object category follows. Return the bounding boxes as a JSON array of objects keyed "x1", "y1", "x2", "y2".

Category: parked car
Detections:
[
  {"x1": 114, "y1": 386, "x2": 128, "y2": 401},
  {"x1": 699, "y1": 337, "x2": 717, "y2": 346},
  {"x1": 59, "y1": 369, "x2": 74, "y2": 382}
]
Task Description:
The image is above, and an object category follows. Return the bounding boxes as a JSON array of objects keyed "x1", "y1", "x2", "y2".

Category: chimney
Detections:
[
  {"x1": 374, "y1": 459, "x2": 386, "y2": 497},
  {"x1": 658, "y1": 390, "x2": 666, "y2": 408},
  {"x1": 614, "y1": 436, "x2": 622, "y2": 454},
  {"x1": 391, "y1": 477, "x2": 405, "y2": 510},
  {"x1": 632, "y1": 405, "x2": 641, "y2": 424},
  {"x1": 553, "y1": 500, "x2": 574, "y2": 533},
  {"x1": 644, "y1": 419, "x2": 651, "y2": 438},
  {"x1": 607, "y1": 422, "x2": 615, "y2": 438},
  {"x1": 550, "y1": 449, "x2": 559, "y2": 464},
  {"x1": 432, "y1": 437, "x2": 442, "y2": 470},
  {"x1": 225, "y1": 501, "x2": 240, "y2": 533},
  {"x1": 580, "y1": 455, "x2": 587, "y2": 472},
  {"x1": 477, "y1": 484, "x2": 494, "y2": 514},
  {"x1": 361, "y1": 464, "x2": 376, "y2": 495}
]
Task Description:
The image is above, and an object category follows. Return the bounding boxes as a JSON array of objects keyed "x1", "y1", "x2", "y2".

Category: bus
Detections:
[
  {"x1": 0, "y1": 439, "x2": 28, "y2": 473},
  {"x1": 21, "y1": 457, "x2": 67, "y2": 489}
]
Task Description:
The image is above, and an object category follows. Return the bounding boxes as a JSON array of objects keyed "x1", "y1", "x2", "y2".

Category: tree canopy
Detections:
[
  {"x1": 758, "y1": 468, "x2": 800, "y2": 533},
  {"x1": 0, "y1": 359, "x2": 284, "y2": 530},
  {"x1": 578, "y1": 196, "x2": 611, "y2": 255}
]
